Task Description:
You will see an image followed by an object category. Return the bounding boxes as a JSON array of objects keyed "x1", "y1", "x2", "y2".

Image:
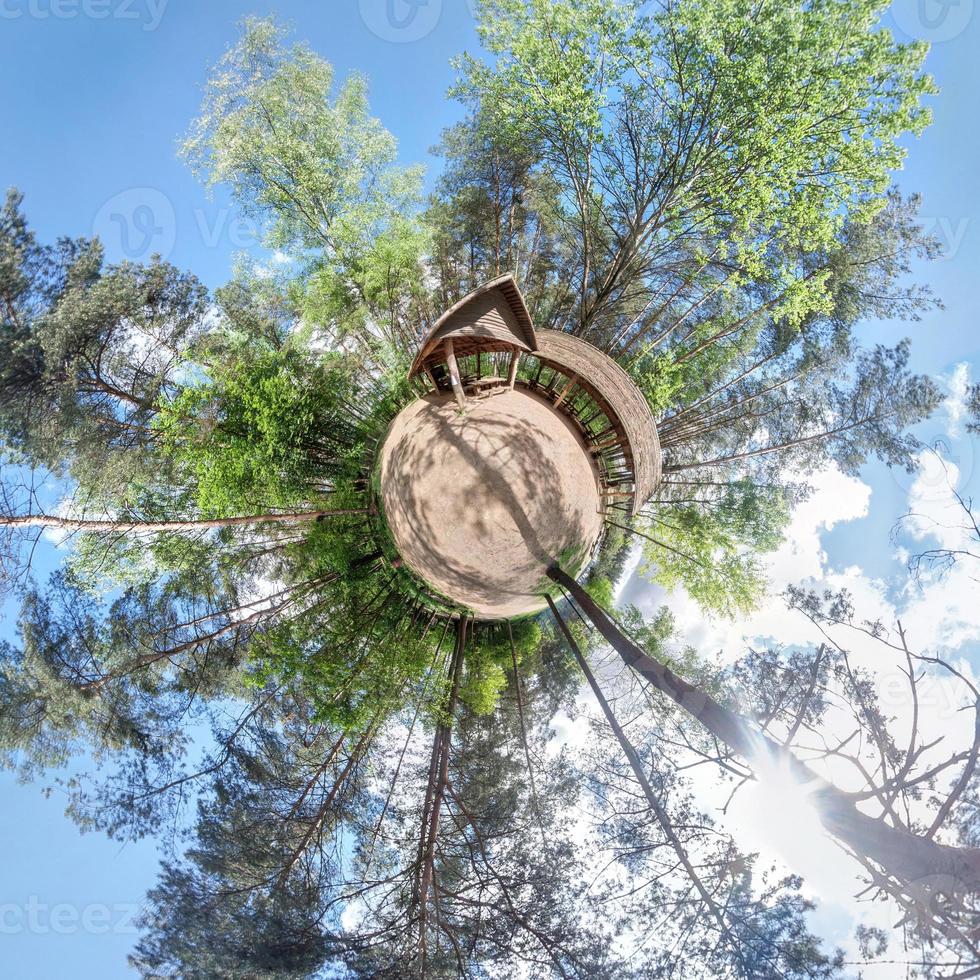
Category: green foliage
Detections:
[
  {"x1": 637, "y1": 481, "x2": 791, "y2": 616},
  {"x1": 633, "y1": 339, "x2": 744, "y2": 416},
  {"x1": 583, "y1": 574, "x2": 615, "y2": 613},
  {"x1": 457, "y1": 0, "x2": 638, "y2": 145},
  {"x1": 459, "y1": 621, "x2": 542, "y2": 716},
  {"x1": 249, "y1": 616, "x2": 428, "y2": 731},
  {"x1": 181, "y1": 17, "x2": 423, "y2": 256},
  {"x1": 0, "y1": 574, "x2": 213, "y2": 779},
  {"x1": 154, "y1": 345, "x2": 361, "y2": 516},
  {"x1": 0, "y1": 189, "x2": 205, "y2": 499},
  {"x1": 460, "y1": 0, "x2": 932, "y2": 253},
  {"x1": 182, "y1": 17, "x2": 429, "y2": 354},
  {"x1": 64, "y1": 523, "x2": 213, "y2": 593}
]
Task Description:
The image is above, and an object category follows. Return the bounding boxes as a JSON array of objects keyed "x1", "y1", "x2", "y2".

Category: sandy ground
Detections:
[{"x1": 378, "y1": 388, "x2": 603, "y2": 619}]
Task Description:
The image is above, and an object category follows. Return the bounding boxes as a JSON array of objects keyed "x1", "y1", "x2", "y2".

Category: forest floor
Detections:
[{"x1": 378, "y1": 388, "x2": 603, "y2": 618}]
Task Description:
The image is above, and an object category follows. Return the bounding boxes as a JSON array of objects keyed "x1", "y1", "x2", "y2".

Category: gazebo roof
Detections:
[{"x1": 408, "y1": 274, "x2": 536, "y2": 379}]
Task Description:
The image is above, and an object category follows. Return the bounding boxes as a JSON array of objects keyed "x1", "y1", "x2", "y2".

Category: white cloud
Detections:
[
  {"x1": 903, "y1": 450, "x2": 965, "y2": 546},
  {"x1": 765, "y1": 466, "x2": 871, "y2": 585},
  {"x1": 621, "y1": 465, "x2": 873, "y2": 664},
  {"x1": 942, "y1": 361, "x2": 971, "y2": 438},
  {"x1": 547, "y1": 707, "x2": 588, "y2": 754}
]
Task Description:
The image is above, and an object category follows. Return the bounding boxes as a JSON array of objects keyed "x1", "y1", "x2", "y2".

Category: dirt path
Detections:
[{"x1": 378, "y1": 388, "x2": 604, "y2": 619}]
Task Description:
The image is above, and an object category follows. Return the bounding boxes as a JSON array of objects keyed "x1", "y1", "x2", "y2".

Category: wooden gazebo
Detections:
[
  {"x1": 409, "y1": 275, "x2": 536, "y2": 406},
  {"x1": 408, "y1": 275, "x2": 661, "y2": 516}
]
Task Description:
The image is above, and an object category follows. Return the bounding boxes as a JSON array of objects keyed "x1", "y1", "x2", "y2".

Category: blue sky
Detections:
[{"x1": 1, "y1": 1, "x2": 979, "y2": 976}]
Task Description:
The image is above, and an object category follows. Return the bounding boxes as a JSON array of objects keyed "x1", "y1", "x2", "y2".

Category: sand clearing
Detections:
[{"x1": 378, "y1": 388, "x2": 603, "y2": 618}]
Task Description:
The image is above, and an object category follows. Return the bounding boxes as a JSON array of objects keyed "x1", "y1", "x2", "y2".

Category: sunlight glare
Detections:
[{"x1": 726, "y1": 756, "x2": 856, "y2": 905}]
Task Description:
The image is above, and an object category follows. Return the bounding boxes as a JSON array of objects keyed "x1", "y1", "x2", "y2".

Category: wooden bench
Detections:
[{"x1": 463, "y1": 376, "x2": 507, "y2": 397}]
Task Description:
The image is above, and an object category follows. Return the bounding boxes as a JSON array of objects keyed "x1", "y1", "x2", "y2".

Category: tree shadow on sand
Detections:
[{"x1": 379, "y1": 390, "x2": 602, "y2": 617}]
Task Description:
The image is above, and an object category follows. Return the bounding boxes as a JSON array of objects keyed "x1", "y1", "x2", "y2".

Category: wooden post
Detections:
[
  {"x1": 444, "y1": 338, "x2": 466, "y2": 410},
  {"x1": 507, "y1": 350, "x2": 520, "y2": 389},
  {"x1": 553, "y1": 373, "x2": 579, "y2": 409}
]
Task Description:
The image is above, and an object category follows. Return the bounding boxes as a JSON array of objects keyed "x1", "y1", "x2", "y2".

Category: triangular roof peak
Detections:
[{"x1": 409, "y1": 275, "x2": 537, "y2": 379}]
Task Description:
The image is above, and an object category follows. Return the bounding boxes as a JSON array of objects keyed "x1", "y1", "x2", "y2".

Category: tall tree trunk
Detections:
[
  {"x1": 546, "y1": 595, "x2": 749, "y2": 966},
  {"x1": 664, "y1": 413, "x2": 885, "y2": 474},
  {"x1": 277, "y1": 720, "x2": 380, "y2": 889},
  {"x1": 416, "y1": 616, "x2": 467, "y2": 972},
  {"x1": 1, "y1": 508, "x2": 367, "y2": 533},
  {"x1": 507, "y1": 621, "x2": 546, "y2": 848},
  {"x1": 547, "y1": 565, "x2": 980, "y2": 896}
]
